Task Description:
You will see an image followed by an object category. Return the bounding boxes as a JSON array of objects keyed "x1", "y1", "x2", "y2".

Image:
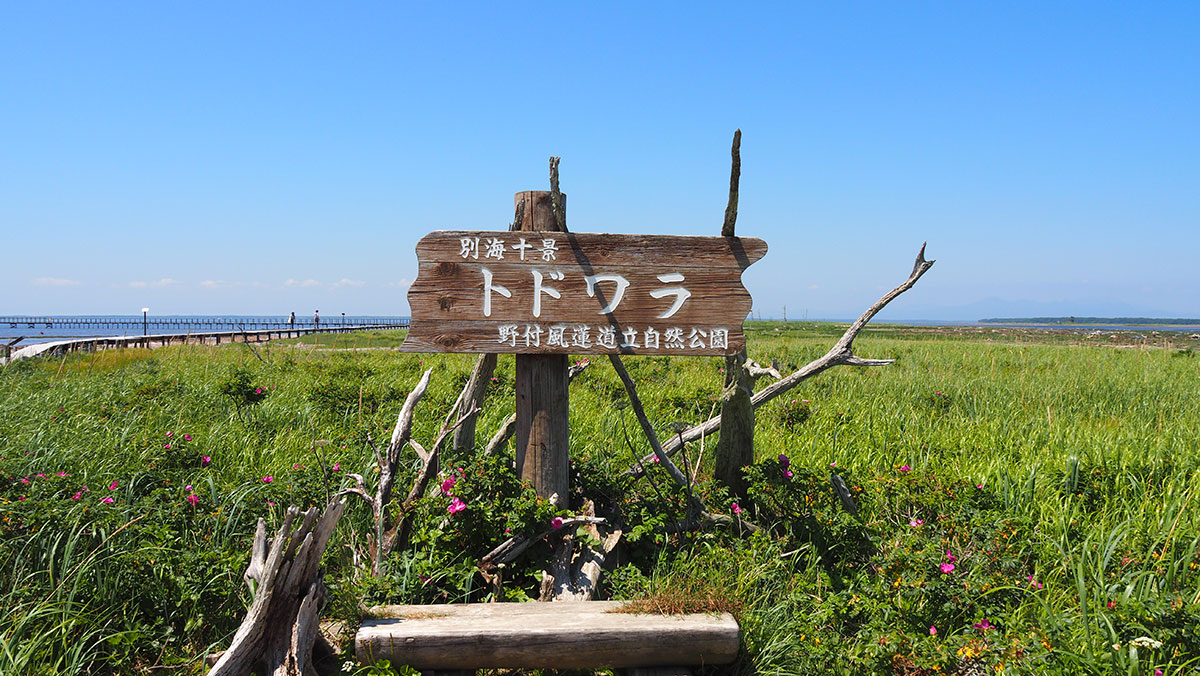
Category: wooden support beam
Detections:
[{"x1": 513, "y1": 190, "x2": 569, "y2": 501}]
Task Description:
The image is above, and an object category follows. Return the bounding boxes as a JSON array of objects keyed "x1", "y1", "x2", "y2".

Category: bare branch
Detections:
[
  {"x1": 389, "y1": 369, "x2": 431, "y2": 462},
  {"x1": 721, "y1": 129, "x2": 741, "y2": 237},
  {"x1": 744, "y1": 358, "x2": 781, "y2": 380},
  {"x1": 453, "y1": 354, "x2": 497, "y2": 453},
  {"x1": 607, "y1": 354, "x2": 690, "y2": 489},
  {"x1": 626, "y1": 244, "x2": 935, "y2": 475},
  {"x1": 479, "y1": 516, "x2": 607, "y2": 571}
]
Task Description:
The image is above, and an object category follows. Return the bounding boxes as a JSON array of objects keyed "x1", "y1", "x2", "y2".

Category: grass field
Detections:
[{"x1": 1, "y1": 323, "x2": 1198, "y2": 674}]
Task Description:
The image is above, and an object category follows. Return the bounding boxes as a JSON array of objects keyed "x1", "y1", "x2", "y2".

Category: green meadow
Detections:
[{"x1": 1, "y1": 324, "x2": 1198, "y2": 675}]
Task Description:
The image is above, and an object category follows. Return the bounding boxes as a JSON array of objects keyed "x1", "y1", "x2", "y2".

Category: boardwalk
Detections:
[
  {"x1": 1, "y1": 323, "x2": 406, "y2": 364},
  {"x1": 1, "y1": 316, "x2": 407, "y2": 331}
]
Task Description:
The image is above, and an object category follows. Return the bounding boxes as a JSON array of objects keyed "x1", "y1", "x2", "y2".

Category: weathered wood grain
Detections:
[
  {"x1": 400, "y1": 230, "x2": 766, "y2": 356},
  {"x1": 355, "y1": 601, "x2": 739, "y2": 669}
]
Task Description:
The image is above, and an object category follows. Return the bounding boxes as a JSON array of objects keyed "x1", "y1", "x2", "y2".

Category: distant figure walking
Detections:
[
  {"x1": 313, "y1": 310, "x2": 320, "y2": 328},
  {"x1": 288, "y1": 311, "x2": 295, "y2": 327}
]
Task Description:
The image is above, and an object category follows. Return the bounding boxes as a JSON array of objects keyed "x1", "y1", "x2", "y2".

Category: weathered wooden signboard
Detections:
[{"x1": 401, "y1": 230, "x2": 767, "y2": 356}]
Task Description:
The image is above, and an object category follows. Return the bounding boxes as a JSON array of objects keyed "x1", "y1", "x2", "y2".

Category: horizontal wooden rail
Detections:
[
  {"x1": 1, "y1": 325, "x2": 403, "y2": 364},
  {"x1": 356, "y1": 601, "x2": 739, "y2": 669}
]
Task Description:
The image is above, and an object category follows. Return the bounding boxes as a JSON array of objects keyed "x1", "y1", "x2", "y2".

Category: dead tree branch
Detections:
[
  {"x1": 721, "y1": 129, "x2": 741, "y2": 237},
  {"x1": 627, "y1": 243, "x2": 936, "y2": 476},
  {"x1": 452, "y1": 354, "x2": 497, "y2": 453}
]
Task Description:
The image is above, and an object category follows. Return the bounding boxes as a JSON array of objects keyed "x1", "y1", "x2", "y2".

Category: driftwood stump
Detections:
[{"x1": 209, "y1": 499, "x2": 346, "y2": 676}]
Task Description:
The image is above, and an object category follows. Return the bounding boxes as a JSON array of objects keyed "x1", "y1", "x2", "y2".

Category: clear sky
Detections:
[{"x1": 2, "y1": 2, "x2": 1197, "y2": 320}]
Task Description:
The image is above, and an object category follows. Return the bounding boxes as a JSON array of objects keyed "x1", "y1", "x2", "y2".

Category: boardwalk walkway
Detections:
[{"x1": 1, "y1": 324, "x2": 404, "y2": 364}]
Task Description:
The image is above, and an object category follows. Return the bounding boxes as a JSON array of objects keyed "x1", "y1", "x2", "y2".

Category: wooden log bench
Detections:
[{"x1": 355, "y1": 601, "x2": 739, "y2": 674}]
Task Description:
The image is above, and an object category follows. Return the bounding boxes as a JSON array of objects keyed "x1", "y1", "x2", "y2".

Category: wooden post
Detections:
[{"x1": 513, "y1": 190, "x2": 569, "y2": 501}]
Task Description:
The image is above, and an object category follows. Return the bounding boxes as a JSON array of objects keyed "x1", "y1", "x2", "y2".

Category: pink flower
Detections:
[
  {"x1": 183, "y1": 434, "x2": 192, "y2": 442},
  {"x1": 973, "y1": 619, "x2": 993, "y2": 631},
  {"x1": 56, "y1": 472, "x2": 69, "y2": 477},
  {"x1": 108, "y1": 480, "x2": 118, "y2": 491},
  {"x1": 977, "y1": 484, "x2": 984, "y2": 489},
  {"x1": 202, "y1": 456, "x2": 211, "y2": 467},
  {"x1": 1028, "y1": 575, "x2": 1043, "y2": 589},
  {"x1": 101, "y1": 496, "x2": 114, "y2": 504},
  {"x1": 940, "y1": 562, "x2": 955, "y2": 574},
  {"x1": 18, "y1": 496, "x2": 25, "y2": 501},
  {"x1": 909, "y1": 518, "x2": 924, "y2": 527},
  {"x1": 801, "y1": 399, "x2": 810, "y2": 403},
  {"x1": 1155, "y1": 670, "x2": 1164, "y2": 676},
  {"x1": 784, "y1": 470, "x2": 793, "y2": 478},
  {"x1": 929, "y1": 625, "x2": 937, "y2": 636},
  {"x1": 186, "y1": 494, "x2": 199, "y2": 507},
  {"x1": 899, "y1": 465, "x2": 911, "y2": 473},
  {"x1": 71, "y1": 492, "x2": 82, "y2": 500},
  {"x1": 185, "y1": 485, "x2": 193, "y2": 492},
  {"x1": 293, "y1": 463, "x2": 305, "y2": 470},
  {"x1": 266, "y1": 500, "x2": 275, "y2": 507},
  {"x1": 1106, "y1": 600, "x2": 1116, "y2": 609},
  {"x1": 830, "y1": 461, "x2": 837, "y2": 467},
  {"x1": 731, "y1": 502, "x2": 743, "y2": 515},
  {"x1": 448, "y1": 497, "x2": 466, "y2": 514},
  {"x1": 945, "y1": 550, "x2": 958, "y2": 563},
  {"x1": 262, "y1": 476, "x2": 273, "y2": 483},
  {"x1": 254, "y1": 387, "x2": 263, "y2": 394},
  {"x1": 551, "y1": 516, "x2": 564, "y2": 530},
  {"x1": 165, "y1": 431, "x2": 173, "y2": 437},
  {"x1": 20, "y1": 477, "x2": 29, "y2": 484},
  {"x1": 332, "y1": 462, "x2": 341, "y2": 472},
  {"x1": 35, "y1": 473, "x2": 45, "y2": 478},
  {"x1": 440, "y1": 477, "x2": 456, "y2": 495}
]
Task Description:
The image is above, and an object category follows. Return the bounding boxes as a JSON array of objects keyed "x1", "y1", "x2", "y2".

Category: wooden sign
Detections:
[{"x1": 401, "y1": 230, "x2": 767, "y2": 355}]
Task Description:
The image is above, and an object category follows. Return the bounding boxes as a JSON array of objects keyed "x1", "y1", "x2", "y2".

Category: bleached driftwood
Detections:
[
  {"x1": 538, "y1": 501, "x2": 623, "y2": 601},
  {"x1": 209, "y1": 500, "x2": 346, "y2": 676},
  {"x1": 627, "y1": 242, "x2": 935, "y2": 477}
]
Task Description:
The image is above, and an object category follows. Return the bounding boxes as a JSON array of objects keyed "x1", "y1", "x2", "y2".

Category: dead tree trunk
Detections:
[
  {"x1": 713, "y1": 129, "x2": 756, "y2": 499},
  {"x1": 209, "y1": 500, "x2": 346, "y2": 676}
]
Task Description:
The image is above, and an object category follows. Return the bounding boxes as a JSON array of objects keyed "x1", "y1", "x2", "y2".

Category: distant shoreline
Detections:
[{"x1": 979, "y1": 317, "x2": 1200, "y2": 328}]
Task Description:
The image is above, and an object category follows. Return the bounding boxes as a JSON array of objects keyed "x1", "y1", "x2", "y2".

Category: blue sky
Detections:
[{"x1": 2, "y1": 2, "x2": 1197, "y2": 320}]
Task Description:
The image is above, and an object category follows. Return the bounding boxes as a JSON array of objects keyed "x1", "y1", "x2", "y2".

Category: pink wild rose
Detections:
[
  {"x1": 731, "y1": 502, "x2": 743, "y2": 515},
  {"x1": 101, "y1": 496, "x2": 114, "y2": 504},
  {"x1": 262, "y1": 475, "x2": 273, "y2": 483},
  {"x1": 929, "y1": 625, "x2": 937, "y2": 636},
  {"x1": 899, "y1": 465, "x2": 911, "y2": 473},
  {"x1": 186, "y1": 494, "x2": 199, "y2": 507},
  {"x1": 940, "y1": 563, "x2": 955, "y2": 574},
  {"x1": 108, "y1": 480, "x2": 118, "y2": 491},
  {"x1": 448, "y1": 497, "x2": 467, "y2": 514},
  {"x1": 551, "y1": 516, "x2": 564, "y2": 530}
]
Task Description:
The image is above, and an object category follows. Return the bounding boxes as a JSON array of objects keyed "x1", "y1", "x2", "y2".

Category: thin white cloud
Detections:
[
  {"x1": 808, "y1": 284, "x2": 820, "y2": 290},
  {"x1": 385, "y1": 278, "x2": 412, "y2": 288},
  {"x1": 31, "y1": 277, "x2": 81, "y2": 287},
  {"x1": 332, "y1": 278, "x2": 366, "y2": 289},
  {"x1": 129, "y1": 278, "x2": 179, "y2": 289},
  {"x1": 199, "y1": 280, "x2": 226, "y2": 289},
  {"x1": 285, "y1": 278, "x2": 322, "y2": 288}
]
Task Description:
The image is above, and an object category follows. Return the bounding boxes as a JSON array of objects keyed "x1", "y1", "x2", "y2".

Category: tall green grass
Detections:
[{"x1": 0, "y1": 325, "x2": 1197, "y2": 673}]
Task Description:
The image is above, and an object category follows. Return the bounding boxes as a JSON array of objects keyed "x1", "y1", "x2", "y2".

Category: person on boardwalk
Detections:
[
  {"x1": 313, "y1": 310, "x2": 320, "y2": 328},
  {"x1": 288, "y1": 311, "x2": 295, "y2": 327}
]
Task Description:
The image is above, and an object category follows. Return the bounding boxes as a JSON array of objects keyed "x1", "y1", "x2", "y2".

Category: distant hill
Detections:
[{"x1": 979, "y1": 317, "x2": 1200, "y2": 326}]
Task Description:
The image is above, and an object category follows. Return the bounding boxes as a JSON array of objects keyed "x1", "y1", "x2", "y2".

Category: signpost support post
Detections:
[{"x1": 513, "y1": 190, "x2": 570, "y2": 501}]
